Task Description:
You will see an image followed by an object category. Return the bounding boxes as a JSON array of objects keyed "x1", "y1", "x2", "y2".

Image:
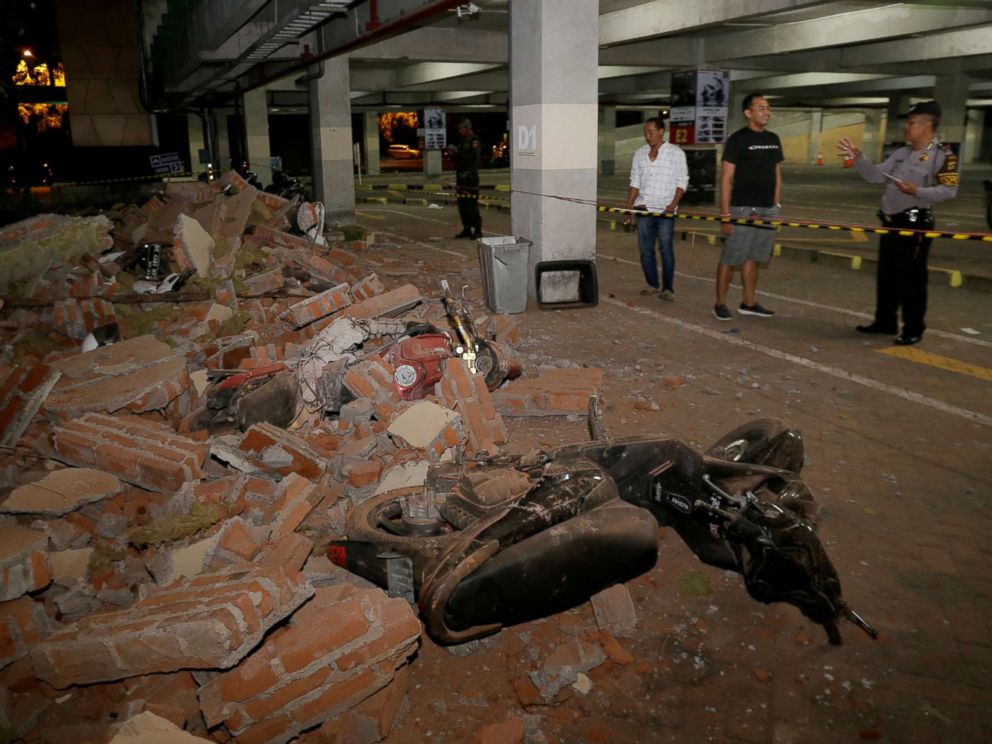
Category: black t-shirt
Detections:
[{"x1": 722, "y1": 127, "x2": 783, "y2": 207}]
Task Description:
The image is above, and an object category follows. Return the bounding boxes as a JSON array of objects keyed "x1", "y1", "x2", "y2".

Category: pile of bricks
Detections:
[{"x1": 0, "y1": 171, "x2": 605, "y2": 742}]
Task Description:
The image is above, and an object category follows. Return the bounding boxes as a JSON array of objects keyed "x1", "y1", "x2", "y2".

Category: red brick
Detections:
[
  {"x1": 346, "y1": 460, "x2": 383, "y2": 488},
  {"x1": 216, "y1": 518, "x2": 260, "y2": 561},
  {"x1": 243, "y1": 666, "x2": 333, "y2": 723},
  {"x1": 290, "y1": 668, "x2": 377, "y2": 726},
  {"x1": 30, "y1": 566, "x2": 312, "y2": 688},
  {"x1": 334, "y1": 602, "x2": 420, "y2": 673},
  {"x1": 279, "y1": 601, "x2": 371, "y2": 674},
  {"x1": 236, "y1": 715, "x2": 294, "y2": 744}
]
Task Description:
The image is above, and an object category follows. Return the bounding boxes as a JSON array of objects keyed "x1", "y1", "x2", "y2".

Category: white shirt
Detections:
[{"x1": 629, "y1": 142, "x2": 689, "y2": 211}]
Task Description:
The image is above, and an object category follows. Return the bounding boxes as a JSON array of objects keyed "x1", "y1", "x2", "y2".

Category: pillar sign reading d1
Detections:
[
  {"x1": 517, "y1": 123, "x2": 537, "y2": 156},
  {"x1": 669, "y1": 70, "x2": 729, "y2": 146}
]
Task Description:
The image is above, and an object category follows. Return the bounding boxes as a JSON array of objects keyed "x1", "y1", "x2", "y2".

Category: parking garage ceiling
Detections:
[{"x1": 142, "y1": 0, "x2": 992, "y2": 110}]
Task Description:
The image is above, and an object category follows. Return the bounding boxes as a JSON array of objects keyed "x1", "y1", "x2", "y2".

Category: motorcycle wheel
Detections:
[
  {"x1": 346, "y1": 487, "x2": 463, "y2": 553},
  {"x1": 704, "y1": 418, "x2": 803, "y2": 472},
  {"x1": 706, "y1": 419, "x2": 818, "y2": 523}
]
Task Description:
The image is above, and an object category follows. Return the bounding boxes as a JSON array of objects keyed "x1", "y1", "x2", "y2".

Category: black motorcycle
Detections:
[
  {"x1": 265, "y1": 170, "x2": 307, "y2": 201},
  {"x1": 328, "y1": 415, "x2": 877, "y2": 646}
]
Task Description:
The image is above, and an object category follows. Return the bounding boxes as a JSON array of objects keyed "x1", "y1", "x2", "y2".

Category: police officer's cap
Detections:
[{"x1": 902, "y1": 100, "x2": 941, "y2": 118}]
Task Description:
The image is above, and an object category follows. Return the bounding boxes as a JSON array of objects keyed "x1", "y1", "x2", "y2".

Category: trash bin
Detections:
[{"x1": 477, "y1": 236, "x2": 531, "y2": 314}]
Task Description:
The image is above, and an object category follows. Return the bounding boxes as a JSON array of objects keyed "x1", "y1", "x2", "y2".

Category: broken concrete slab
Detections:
[
  {"x1": 1, "y1": 468, "x2": 121, "y2": 516},
  {"x1": 30, "y1": 564, "x2": 314, "y2": 688},
  {"x1": 45, "y1": 334, "x2": 193, "y2": 418}
]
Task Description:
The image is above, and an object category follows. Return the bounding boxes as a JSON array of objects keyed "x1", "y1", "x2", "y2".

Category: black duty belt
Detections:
[{"x1": 878, "y1": 207, "x2": 933, "y2": 225}]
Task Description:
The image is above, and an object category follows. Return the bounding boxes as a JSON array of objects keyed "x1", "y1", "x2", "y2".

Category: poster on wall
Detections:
[
  {"x1": 669, "y1": 70, "x2": 729, "y2": 145},
  {"x1": 423, "y1": 107, "x2": 446, "y2": 149}
]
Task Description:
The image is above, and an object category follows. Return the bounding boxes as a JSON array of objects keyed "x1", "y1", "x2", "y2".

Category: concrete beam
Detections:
[
  {"x1": 396, "y1": 62, "x2": 501, "y2": 87},
  {"x1": 349, "y1": 27, "x2": 507, "y2": 63},
  {"x1": 707, "y1": 6, "x2": 992, "y2": 62},
  {"x1": 598, "y1": 36, "x2": 703, "y2": 66},
  {"x1": 840, "y1": 24, "x2": 992, "y2": 67},
  {"x1": 599, "y1": 0, "x2": 833, "y2": 47}
]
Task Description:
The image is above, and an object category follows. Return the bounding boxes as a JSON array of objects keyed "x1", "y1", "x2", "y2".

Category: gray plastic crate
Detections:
[{"x1": 476, "y1": 236, "x2": 531, "y2": 314}]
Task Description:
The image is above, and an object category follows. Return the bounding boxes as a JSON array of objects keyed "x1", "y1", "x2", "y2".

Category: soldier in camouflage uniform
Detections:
[
  {"x1": 839, "y1": 100, "x2": 959, "y2": 346},
  {"x1": 453, "y1": 118, "x2": 482, "y2": 239}
]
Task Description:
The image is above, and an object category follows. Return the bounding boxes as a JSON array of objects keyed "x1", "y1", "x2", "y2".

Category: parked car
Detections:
[{"x1": 388, "y1": 144, "x2": 421, "y2": 160}]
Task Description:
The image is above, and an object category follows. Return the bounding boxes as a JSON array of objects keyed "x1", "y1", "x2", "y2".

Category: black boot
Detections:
[{"x1": 454, "y1": 228, "x2": 472, "y2": 239}]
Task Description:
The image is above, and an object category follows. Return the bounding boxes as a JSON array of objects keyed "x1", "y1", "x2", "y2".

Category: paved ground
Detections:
[
  {"x1": 363, "y1": 162, "x2": 992, "y2": 286},
  {"x1": 357, "y1": 201, "x2": 992, "y2": 743}
]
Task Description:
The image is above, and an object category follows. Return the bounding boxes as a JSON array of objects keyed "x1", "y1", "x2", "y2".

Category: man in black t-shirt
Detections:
[{"x1": 714, "y1": 94, "x2": 783, "y2": 321}]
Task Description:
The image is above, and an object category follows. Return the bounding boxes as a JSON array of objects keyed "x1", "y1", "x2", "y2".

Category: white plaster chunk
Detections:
[
  {"x1": 176, "y1": 214, "x2": 214, "y2": 278},
  {"x1": 205, "y1": 302, "x2": 234, "y2": 324},
  {"x1": 190, "y1": 369, "x2": 209, "y2": 396},
  {"x1": 49, "y1": 548, "x2": 94, "y2": 582},
  {"x1": 387, "y1": 400, "x2": 457, "y2": 449},
  {"x1": 110, "y1": 711, "x2": 213, "y2": 743},
  {"x1": 374, "y1": 460, "x2": 431, "y2": 495},
  {"x1": 170, "y1": 534, "x2": 220, "y2": 579},
  {"x1": 1, "y1": 468, "x2": 121, "y2": 516}
]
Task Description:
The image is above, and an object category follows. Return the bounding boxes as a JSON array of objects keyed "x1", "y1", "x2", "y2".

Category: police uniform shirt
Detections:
[{"x1": 853, "y1": 138, "x2": 959, "y2": 214}]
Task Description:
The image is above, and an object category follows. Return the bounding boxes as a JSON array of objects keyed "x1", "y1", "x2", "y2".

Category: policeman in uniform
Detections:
[
  {"x1": 838, "y1": 100, "x2": 958, "y2": 346},
  {"x1": 453, "y1": 118, "x2": 482, "y2": 239}
]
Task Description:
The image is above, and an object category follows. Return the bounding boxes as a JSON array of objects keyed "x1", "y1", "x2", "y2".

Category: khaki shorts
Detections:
[{"x1": 720, "y1": 205, "x2": 781, "y2": 266}]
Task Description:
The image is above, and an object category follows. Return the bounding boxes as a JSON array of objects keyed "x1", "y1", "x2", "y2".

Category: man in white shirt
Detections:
[{"x1": 623, "y1": 117, "x2": 689, "y2": 300}]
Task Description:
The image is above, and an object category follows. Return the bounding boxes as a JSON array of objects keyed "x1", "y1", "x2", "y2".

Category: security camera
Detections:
[{"x1": 456, "y1": 3, "x2": 480, "y2": 19}]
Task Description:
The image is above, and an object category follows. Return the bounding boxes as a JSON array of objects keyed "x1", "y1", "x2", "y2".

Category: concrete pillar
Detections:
[
  {"x1": 964, "y1": 108, "x2": 985, "y2": 165},
  {"x1": 187, "y1": 114, "x2": 205, "y2": 173},
  {"x1": 807, "y1": 110, "x2": 823, "y2": 164},
  {"x1": 363, "y1": 112, "x2": 380, "y2": 175},
  {"x1": 863, "y1": 108, "x2": 886, "y2": 162},
  {"x1": 936, "y1": 67, "x2": 969, "y2": 157},
  {"x1": 423, "y1": 150, "x2": 443, "y2": 179},
  {"x1": 510, "y1": 0, "x2": 599, "y2": 302},
  {"x1": 243, "y1": 87, "x2": 272, "y2": 186},
  {"x1": 727, "y1": 90, "x2": 747, "y2": 134},
  {"x1": 309, "y1": 56, "x2": 355, "y2": 221},
  {"x1": 216, "y1": 110, "x2": 231, "y2": 170},
  {"x1": 885, "y1": 95, "x2": 909, "y2": 145},
  {"x1": 598, "y1": 105, "x2": 616, "y2": 176}
]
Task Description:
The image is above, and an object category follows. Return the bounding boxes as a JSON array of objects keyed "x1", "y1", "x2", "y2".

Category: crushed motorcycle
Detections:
[{"x1": 328, "y1": 410, "x2": 878, "y2": 647}]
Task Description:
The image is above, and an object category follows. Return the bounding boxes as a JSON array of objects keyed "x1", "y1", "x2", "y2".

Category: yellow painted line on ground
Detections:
[
  {"x1": 354, "y1": 210, "x2": 385, "y2": 220},
  {"x1": 880, "y1": 346, "x2": 992, "y2": 381},
  {"x1": 930, "y1": 266, "x2": 964, "y2": 288},
  {"x1": 819, "y1": 250, "x2": 862, "y2": 270}
]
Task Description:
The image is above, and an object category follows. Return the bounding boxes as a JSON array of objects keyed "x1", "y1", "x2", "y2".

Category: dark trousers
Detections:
[
  {"x1": 875, "y1": 214, "x2": 933, "y2": 337},
  {"x1": 456, "y1": 172, "x2": 481, "y2": 234}
]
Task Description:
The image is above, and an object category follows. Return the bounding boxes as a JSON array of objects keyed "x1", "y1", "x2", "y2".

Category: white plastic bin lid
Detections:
[{"x1": 478, "y1": 235, "x2": 527, "y2": 247}]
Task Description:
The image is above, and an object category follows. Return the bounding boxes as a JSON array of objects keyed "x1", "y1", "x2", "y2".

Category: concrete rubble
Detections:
[{"x1": 0, "y1": 171, "x2": 606, "y2": 742}]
